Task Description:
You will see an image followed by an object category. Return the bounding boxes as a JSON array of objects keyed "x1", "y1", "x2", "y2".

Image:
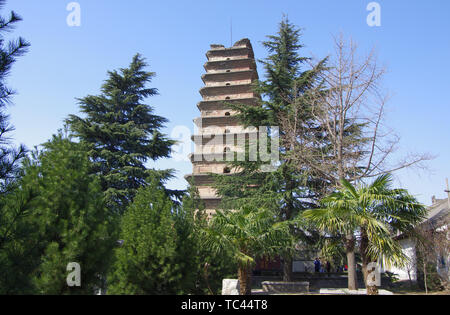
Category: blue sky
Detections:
[{"x1": 3, "y1": 0, "x2": 450, "y2": 205}]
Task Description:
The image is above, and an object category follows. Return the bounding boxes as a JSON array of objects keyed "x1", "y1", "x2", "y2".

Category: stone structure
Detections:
[
  {"x1": 262, "y1": 281, "x2": 309, "y2": 294},
  {"x1": 319, "y1": 288, "x2": 393, "y2": 295},
  {"x1": 185, "y1": 38, "x2": 260, "y2": 217}
]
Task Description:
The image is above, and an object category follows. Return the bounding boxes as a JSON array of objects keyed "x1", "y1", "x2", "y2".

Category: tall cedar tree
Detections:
[
  {"x1": 19, "y1": 134, "x2": 115, "y2": 294},
  {"x1": 66, "y1": 54, "x2": 178, "y2": 215},
  {"x1": 0, "y1": 0, "x2": 29, "y2": 194},
  {"x1": 214, "y1": 17, "x2": 326, "y2": 281},
  {"x1": 108, "y1": 182, "x2": 199, "y2": 294}
]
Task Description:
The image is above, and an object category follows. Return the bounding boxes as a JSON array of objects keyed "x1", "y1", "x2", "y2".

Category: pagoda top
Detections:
[
  {"x1": 209, "y1": 38, "x2": 253, "y2": 51},
  {"x1": 206, "y1": 38, "x2": 256, "y2": 63}
]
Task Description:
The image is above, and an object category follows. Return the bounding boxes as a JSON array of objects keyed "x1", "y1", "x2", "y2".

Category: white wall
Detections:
[{"x1": 384, "y1": 238, "x2": 417, "y2": 281}]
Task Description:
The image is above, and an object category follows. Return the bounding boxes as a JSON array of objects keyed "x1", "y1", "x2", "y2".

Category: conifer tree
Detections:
[
  {"x1": 66, "y1": 54, "x2": 178, "y2": 214},
  {"x1": 0, "y1": 0, "x2": 29, "y2": 194},
  {"x1": 22, "y1": 134, "x2": 115, "y2": 294},
  {"x1": 171, "y1": 184, "x2": 202, "y2": 294},
  {"x1": 0, "y1": 1, "x2": 33, "y2": 294},
  {"x1": 108, "y1": 182, "x2": 195, "y2": 294},
  {"x1": 0, "y1": 181, "x2": 37, "y2": 294}
]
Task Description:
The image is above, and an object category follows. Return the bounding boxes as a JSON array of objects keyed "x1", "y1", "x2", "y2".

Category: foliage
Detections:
[
  {"x1": 181, "y1": 184, "x2": 237, "y2": 295},
  {"x1": 30, "y1": 134, "x2": 116, "y2": 294},
  {"x1": 66, "y1": 54, "x2": 178, "y2": 214},
  {"x1": 301, "y1": 174, "x2": 427, "y2": 293},
  {"x1": 108, "y1": 182, "x2": 199, "y2": 295},
  {"x1": 203, "y1": 206, "x2": 292, "y2": 294},
  {"x1": 214, "y1": 16, "x2": 327, "y2": 281},
  {"x1": 0, "y1": 134, "x2": 116, "y2": 294},
  {"x1": 0, "y1": 1, "x2": 30, "y2": 265},
  {"x1": 0, "y1": 0, "x2": 30, "y2": 192},
  {"x1": 302, "y1": 174, "x2": 426, "y2": 264},
  {"x1": 0, "y1": 181, "x2": 37, "y2": 294}
]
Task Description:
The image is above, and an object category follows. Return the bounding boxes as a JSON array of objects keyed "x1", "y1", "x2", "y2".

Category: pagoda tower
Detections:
[{"x1": 186, "y1": 38, "x2": 261, "y2": 218}]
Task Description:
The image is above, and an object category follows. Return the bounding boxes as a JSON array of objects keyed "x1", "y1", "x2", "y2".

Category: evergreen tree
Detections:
[
  {"x1": 0, "y1": 180, "x2": 37, "y2": 294},
  {"x1": 0, "y1": 0, "x2": 29, "y2": 193},
  {"x1": 302, "y1": 174, "x2": 426, "y2": 295},
  {"x1": 171, "y1": 184, "x2": 202, "y2": 294},
  {"x1": 214, "y1": 16, "x2": 327, "y2": 281},
  {"x1": 66, "y1": 54, "x2": 178, "y2": 214},
  {"x1": 0, "y1": 1, "x2": 33, "y2": 294},
  {"x1": 108, "y1": 182, "x2": 196, "y2": 294},
  {"x1": 182, "y1": 183, "x2": 237, "y2": 295},
  {"x1": 21, "y1": 134, "x2": 115, "y2": 294}
]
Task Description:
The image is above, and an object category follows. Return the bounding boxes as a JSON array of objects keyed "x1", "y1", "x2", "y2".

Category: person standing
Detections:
[{"x1": 314, "y1": 258, "x2": 321, "y2": 273}]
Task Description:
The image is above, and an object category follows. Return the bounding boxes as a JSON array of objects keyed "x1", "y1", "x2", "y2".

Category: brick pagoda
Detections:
[{"x1": 185, "y1": 38, "x2": 261, "y2": 217}]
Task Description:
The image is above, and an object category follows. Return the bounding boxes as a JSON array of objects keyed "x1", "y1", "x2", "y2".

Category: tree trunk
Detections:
[
  {"x1": 282, "y1": 166, "x2": 294, "y2": 283},
  {"x1": 423, "y1": 262, "x2": 428, "y2": 295},
  {"x1": 283, "y1": 255, "x2": 293, "y2": 282},
  {"x1": 346, "y1": 234, "x2": 358, "y2": 290},
  {"x1": 360, "y1": 228, "x2": 370, "y2": 288},
  {"x1": 238, "y1": 265, "x2": 252, "y2": 295},
  {"x1": 359, "y1": 229, "x2": 380, "y2": 295}
]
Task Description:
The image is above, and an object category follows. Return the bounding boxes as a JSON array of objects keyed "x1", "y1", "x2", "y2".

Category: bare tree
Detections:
[
  {"x1": 282, "y1": 33, "x2": 432, "y2": 188},
  {"x1": 415, "y1": 216, "x2": 449, "y2": 293},
  {"x1": 279, "y1": 33, "x2": 433, "y2": 290}
]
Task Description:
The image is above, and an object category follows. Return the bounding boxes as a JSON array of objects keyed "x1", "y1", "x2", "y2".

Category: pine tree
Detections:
[
  {"x1": 170, "y1": 184, "x2": 202, "y2": 294},
  {"x1": 66, "y1": 54, "x2": 178, "y2": 215},
  {"x1": 21, "y1": 133, "x2": 115, "y2": 294},
  {"x1": 108, "y1": 182, "x2": 194, "y2": 294},
  {"x1": 0, "y1": 181, "x2": 38, "y2": 294},
  {"x1": 0, "y1": 1, "x2": 33, "y2": 294},
  {"x1": 0, "y1": 0, "x2": 29, "y2": 194}
]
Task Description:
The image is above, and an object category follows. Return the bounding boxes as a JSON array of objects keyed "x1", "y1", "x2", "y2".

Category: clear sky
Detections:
[{"x1": 3, "y1": 0, "x2": 450, "y2": 205}]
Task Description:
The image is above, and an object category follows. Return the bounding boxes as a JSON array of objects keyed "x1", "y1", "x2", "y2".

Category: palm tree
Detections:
[
  {"x1": 203, "y1": 206, "x2": 292, "y2": 295},
  {"x1": 302, "y1": 174, "x2": 426, "y2": 295}
]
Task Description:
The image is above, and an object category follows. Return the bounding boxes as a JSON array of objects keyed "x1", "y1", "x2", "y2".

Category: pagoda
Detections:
[{"x1": 185, "y1": 38, "x2": 261, "y2": 217}]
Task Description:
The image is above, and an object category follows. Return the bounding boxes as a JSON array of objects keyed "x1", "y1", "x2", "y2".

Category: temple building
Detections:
[{"x1": 185, "y1": 38, "x2": 260, "y2": 217}]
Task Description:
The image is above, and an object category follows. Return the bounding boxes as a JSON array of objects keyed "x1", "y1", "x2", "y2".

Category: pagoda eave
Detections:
[
  {"x1": 197, "y1": 98, "x2": 260, "y2": 111},
  {"x1": 199, "y1": 84, "x2": 253, "y2": 98},
  {"x1": 191, "y1": 131, "x2": 259, "y2": 143},
  {"x1": 194, "y1": 116, "x2": 239, "y2": 127},
  {"x1": 201, "y1": 70, "x2": 257, "y2": 84},
  {"x1": 203, "y1": 59, "x2": 256, "y2": 72}
]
